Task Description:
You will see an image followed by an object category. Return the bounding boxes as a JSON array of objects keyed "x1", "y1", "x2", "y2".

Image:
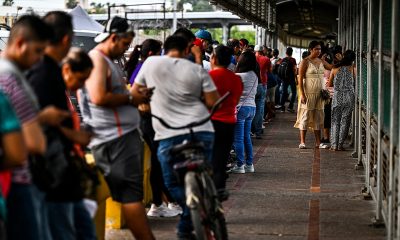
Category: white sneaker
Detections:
[
  {"x1": 147, "y1": 203, "x2": 179, "y2": 217},
  {"x1": 167, "y1": 202, "x2": 183, "y2": 215},
  {"x1": 244, "y1": 164, "x2": 255, "y2": 173},
  {"x1": 231, "y1": 165, "x2": 245, "y2": 174},
  {"x1": 319, "y1": 143, "x2": 329, "y2": 149}
]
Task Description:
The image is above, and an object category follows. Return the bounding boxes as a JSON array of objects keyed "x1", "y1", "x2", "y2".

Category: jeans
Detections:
[
  {"x1": 7, "y1": 183, "x2": 42, "y2": 240},
  {"x1": 274, "y1": 76, "x2": 282, "y2": 104},
  {"x1": 47, "y1": 200, "x2": 96, "y2": 240},
  {"x1": 280, "y1": 79, "x2": 297, "y2": 110},
  {"x1": 31, "y1": 184, "x2": 53, "y2": 240},
  {"x1": 157, "y1": 131, "x2": 214, "y2": 234},
  {"x1": 234, "y1": 106, "x2": 256, "y2": 167},
  {"x1": 252, "y1": 84, "x2": 266, "y2": 136}
]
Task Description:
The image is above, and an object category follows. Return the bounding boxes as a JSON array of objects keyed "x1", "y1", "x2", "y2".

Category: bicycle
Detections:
[{"x1": 152, "y1": 92, "x2": 230, "y2": 240}]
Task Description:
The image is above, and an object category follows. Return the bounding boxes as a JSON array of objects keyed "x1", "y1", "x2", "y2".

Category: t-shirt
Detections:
[
  {"x1": 129, "y1": 62, "x2": 143, "y2": 86},
  {"x1": 135, "y1": 56, "x2": 217, "y2": 141},
  {"x1": 0, "y1": 59, "x2": 39, "y2": 184},
  {"x1": 209, "y1": 68, "x2": 243, "y2": 124},
  {"x1": 0, "y1": 91, "x2": 20, "y2": 134},
  {"x1": 236, "y1": 71, "x2": 258, "y2": 108},
  {"x1": 256, "y1": 54, "x2": 271, "y2": 85}
]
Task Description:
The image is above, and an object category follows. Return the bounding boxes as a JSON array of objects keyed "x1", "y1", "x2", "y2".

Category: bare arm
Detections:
[
  {"x1": 203, "y1": 90, "x2": 220, "y2": 109},
  {"x1": 1, "y1": 131, "x2": 27, "y2": 169},
  {"x1": 327, "y1": 68, "x2": 337, "y2": 87},
  {"x1": 37, "y1": 106, "x2": 70, "y2": 126},
  {"x1": 22, "y1": 119, "x2": 46, "y2": 155},
  {"x1": 85, "y1": 51, "x2": 131, "y2": 108},
  {"x1": 191, "y1": 45, "x2": 203, "y2": 66},
  {"x1": 59, "y1": 127, "x2": 92, "y2": 147},
  {"x1": 321, "y1": 58, "x2": 333, "y2": 70},
  {"x1": 298, "y1": 59, "x2": 308, "y2": 104}
]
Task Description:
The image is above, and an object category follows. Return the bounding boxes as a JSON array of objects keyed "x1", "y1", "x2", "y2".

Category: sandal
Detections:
[{"x1": 299, "y1": 143, "x2": 306, "y2": 149}]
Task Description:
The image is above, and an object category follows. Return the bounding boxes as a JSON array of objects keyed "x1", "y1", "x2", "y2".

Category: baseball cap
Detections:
[
  {"x1": 254, "y1": 45, "x2": 263, "y2": 52},
  {"x1": 194, "y1": 29, "x2": 212, "y2": 41},
  {"x1": 94, "y1": 16, "x2": 134, "y2": 43}
]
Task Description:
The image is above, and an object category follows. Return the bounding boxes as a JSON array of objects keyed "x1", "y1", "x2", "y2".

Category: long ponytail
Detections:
[{"x1": 125, "y1": 44, "x2": 142, "y2": 80}]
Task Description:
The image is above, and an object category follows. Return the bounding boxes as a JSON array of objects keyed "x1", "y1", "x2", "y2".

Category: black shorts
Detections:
[
  {"x1": 91, "y1": 130, "x2": 143, "y2": 203},
  {"x1": 324, "y1": 101, "x2": 332, "y2": 129}
]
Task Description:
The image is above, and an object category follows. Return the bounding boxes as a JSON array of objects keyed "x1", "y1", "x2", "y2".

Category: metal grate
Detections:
[
  {"x1": 383, "y1": 69, "x2": 391, "y2": 133},
  {"x1": 371, "y1": 61, "x2": 379, "y2": 115},
  {"x1": 361, "y1": 109, "x2": 367, "y2": 154},
  {"x1": 370, "y1": 125, "x2": 378, "y2": 185},
  {"x1": 381, "y1": 143, "x2": 389, "y2": 200},
  {"x1": 372, "y1": 0, "x2": 380, "y2": 50},
  {"x1": 362, "y1": 59, "x2": 368, "y2": 104},
  {"x1": 394, "y1": 153, "x2": 399, "y2": 234}
]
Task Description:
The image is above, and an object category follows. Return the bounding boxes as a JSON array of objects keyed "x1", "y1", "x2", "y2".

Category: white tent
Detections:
[{"x1": 70, "y1": 5, "x2": 104, "y2": 32}]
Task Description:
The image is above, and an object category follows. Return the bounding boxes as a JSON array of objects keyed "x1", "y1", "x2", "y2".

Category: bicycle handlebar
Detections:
[{"x1": 152, "y1": 92, "x2": 231, "y2": 130}]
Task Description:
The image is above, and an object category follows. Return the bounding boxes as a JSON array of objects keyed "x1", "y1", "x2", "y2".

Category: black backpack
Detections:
[{"x1": 277, "y1": 58, "x2": 293, "y2": 80}]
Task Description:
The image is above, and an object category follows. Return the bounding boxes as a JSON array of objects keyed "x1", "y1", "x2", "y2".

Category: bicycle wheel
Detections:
[
  {"x1": 185, "y1": 172, "x2": 208, "y2": 240},
  {"x1": 202, "y1": 173, "x2": 228, "y2": 240}
]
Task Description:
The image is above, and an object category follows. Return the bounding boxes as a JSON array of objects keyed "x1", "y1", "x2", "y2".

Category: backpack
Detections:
[{"x1": 277, "y1": 58, "x2": 293, "y2": 80}]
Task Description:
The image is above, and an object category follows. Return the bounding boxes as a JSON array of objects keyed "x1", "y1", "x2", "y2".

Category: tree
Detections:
[
  {"x1": 2, "y1": 0, "x2": 14, "y2": 6},
  {"x1": 66, "y1": 0, "x2": 78, "y2": 9}
]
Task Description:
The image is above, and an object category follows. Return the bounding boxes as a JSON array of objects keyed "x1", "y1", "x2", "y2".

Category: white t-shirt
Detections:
[{"x1": 135, "y1": 56, "x2": 217, "y2": 141}]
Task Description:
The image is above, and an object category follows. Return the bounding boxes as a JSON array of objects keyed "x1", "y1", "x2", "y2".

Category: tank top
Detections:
[{"x1": 79, "y1": 50, "x2": 140, "y2": 148}]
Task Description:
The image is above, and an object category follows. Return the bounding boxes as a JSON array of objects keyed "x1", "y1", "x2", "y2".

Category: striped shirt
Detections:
[{"x1": 0, "y1": 59, "x2": 39, "y2": 184}]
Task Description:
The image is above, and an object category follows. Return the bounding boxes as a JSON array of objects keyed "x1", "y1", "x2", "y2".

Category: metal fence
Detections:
[{"x1": 340, "y1": 0, "x2": 400, "y2": 238}]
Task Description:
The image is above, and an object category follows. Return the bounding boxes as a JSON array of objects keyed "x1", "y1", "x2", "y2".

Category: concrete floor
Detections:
[{"x1": 106, "y1": 110, "x2": 386, "y2": 240}]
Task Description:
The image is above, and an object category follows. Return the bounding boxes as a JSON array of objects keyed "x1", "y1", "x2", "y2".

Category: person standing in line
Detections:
[
  {"x1": 294, "y1": 40, "x2": 332, "y2": 149},
  {"x1": 252, "y1": 45, "x2": 270, "y2": 139},
  {"x1": 78, "y1": 16, "x2": 155, "y2": 240},
  {"x1": 0, "y1": 15, "x2": 61, "y2": 240},
  {"x1": 327, "y1": 50, "x2": 356, "y2": 151},
  {"x1": 209, "y1": 45, "x2": 243, "y2": 199},
  {"x1": 125, "y1": 39, "x2": 181, "y2": 217},
  {"x1": 27, "y1": 11, "x2": 97, "y2": 240},
  {"x1": 279, "y1": 47, "x2": 297, "y2": 113},
  {"x1": 132, "y1": 35, "x2": 220, "y2": 240},
  {"x1": 231, "y1": 51, "x2": 258, "y2": 174},
  {"x1": 271, "y1": 49, "x2": 282, "y2": 109},
  {"x1": 0, "y1": 89, "x2": 27, "y2": 239}
]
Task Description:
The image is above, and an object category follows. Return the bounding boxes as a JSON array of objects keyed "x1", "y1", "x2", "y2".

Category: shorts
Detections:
[
  {"x1": 266, "y1": 86, "x2": 276, "y2": 103},
  {"x1": 91, "y1": 129, "x2": 143, "y2": 203}
]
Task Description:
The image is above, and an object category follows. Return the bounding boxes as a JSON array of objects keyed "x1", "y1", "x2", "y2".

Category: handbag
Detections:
[
  {"x1": 320, "y1": 89, "x2": 331, "y2": 100},
  {"x1": 29, "y1": 129, "x2": 69, "y2": 192}
]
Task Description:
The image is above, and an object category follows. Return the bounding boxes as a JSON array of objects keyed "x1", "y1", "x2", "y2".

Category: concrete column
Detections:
[{"x1": 221, "y1": 21, "x2": 230, "y2": 45}]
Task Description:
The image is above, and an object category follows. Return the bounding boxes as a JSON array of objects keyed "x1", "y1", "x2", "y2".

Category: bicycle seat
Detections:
[{"x1": 170, "y1": 141, "x2": 205, "y2": 155}]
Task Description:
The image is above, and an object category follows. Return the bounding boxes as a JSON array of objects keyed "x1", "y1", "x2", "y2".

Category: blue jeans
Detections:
[
  {"x1": 234, "y1": 106, "x2": 256, "y2": 166},
  {"x1": 158, "y1": 131, "x2": 214, "y2": 234},
  {"x1": 252, "y1": 84, "x2": 266, "y2": 136},
  {"x1": 280, "y1": 79, "x2": 297, "y2": 110},
  {"x1": 7, "y1": 183, "x2": 43, "y2": 240},
  {"x1": 47, "y1": 200, "x2": 96, "y2": 240},
  {"x1": 31, "y1": 184, "x2": 53, "y2": 240}
]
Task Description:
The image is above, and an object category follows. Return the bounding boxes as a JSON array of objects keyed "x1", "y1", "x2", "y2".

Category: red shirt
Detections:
[
  {"x1": 255, "y1": 54, "x2": 271, "y2": 85},
  {"x1": 209, "y1": 68, "x2": 243, "y2": 124}
]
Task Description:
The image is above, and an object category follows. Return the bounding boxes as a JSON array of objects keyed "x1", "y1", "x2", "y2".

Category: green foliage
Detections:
[
  {"x1": 191, "y1": 26, "x2": 255, "y2": 44},
  {"x1": 178, "y1": 0, "x2": 214, "y2": 12},
  {"x1": 2, "y1": 0, "x2": 13, "y2": 6},
  {"x1": 89, "y1": 2, "x2": 107, "y2": 14},
  {"x1": 66, "y1": 0, "x2": 78, "y2": 9}
]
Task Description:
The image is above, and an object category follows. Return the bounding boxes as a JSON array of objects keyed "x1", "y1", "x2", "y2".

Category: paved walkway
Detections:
[{"x1": 106, "y1": 111, "x2": 386, "y2": 240}]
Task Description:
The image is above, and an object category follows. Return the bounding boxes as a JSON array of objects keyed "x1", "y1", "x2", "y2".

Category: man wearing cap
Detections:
[
  {"x1": 194, "y1": 29, "x2": 212, "y2": 54},
  {"x1": 79, "y1": 16, "x2": 155, "y2": 240},
  {"x1": 253, "y1": 45, "x2": 270, "y2": 139}
]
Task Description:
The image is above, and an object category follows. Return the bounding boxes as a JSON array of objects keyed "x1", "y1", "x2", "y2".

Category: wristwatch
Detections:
[{"x1": 128, "y1": 94, "x2": 134, "y2": 104}]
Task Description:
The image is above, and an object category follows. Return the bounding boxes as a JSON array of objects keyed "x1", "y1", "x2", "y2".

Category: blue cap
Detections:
[{"x1": 195, "y1": 29, "x2": 212, "y2": 41}]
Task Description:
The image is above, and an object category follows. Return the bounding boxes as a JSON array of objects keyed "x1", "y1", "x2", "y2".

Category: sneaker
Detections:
[
  {"x1": 250, "y1": 132, "x2": 255, "y2": 138},
  {"x1": 231, "y1": 165, "x2": 245, "y2": 174},
  {"x1": 319, "y1": 143, "x2": 329, "y2": 149},
  {"x1": 299, "y1": 143, "x2": 306, "y2": 149},
  {"x1": 168, "y1": 202, "x2": 183, "y2": 215},
  {"x1": 274, "y1": 104, "x2": 282, "y2": 109},
  {"x1": 147, "y1": 203, "x2": 179, "y2": 217},
  {"x1": 262, "y1": 124, "x2": 266, "y2": 129},
  {"x1": 244, "y1": 164, "x2": 255, "y2": 173}
]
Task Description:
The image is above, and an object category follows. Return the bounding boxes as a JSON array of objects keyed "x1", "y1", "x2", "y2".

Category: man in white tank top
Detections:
[{"x1": 80, "y1": 16, "x2": 155, "y2": 240}]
